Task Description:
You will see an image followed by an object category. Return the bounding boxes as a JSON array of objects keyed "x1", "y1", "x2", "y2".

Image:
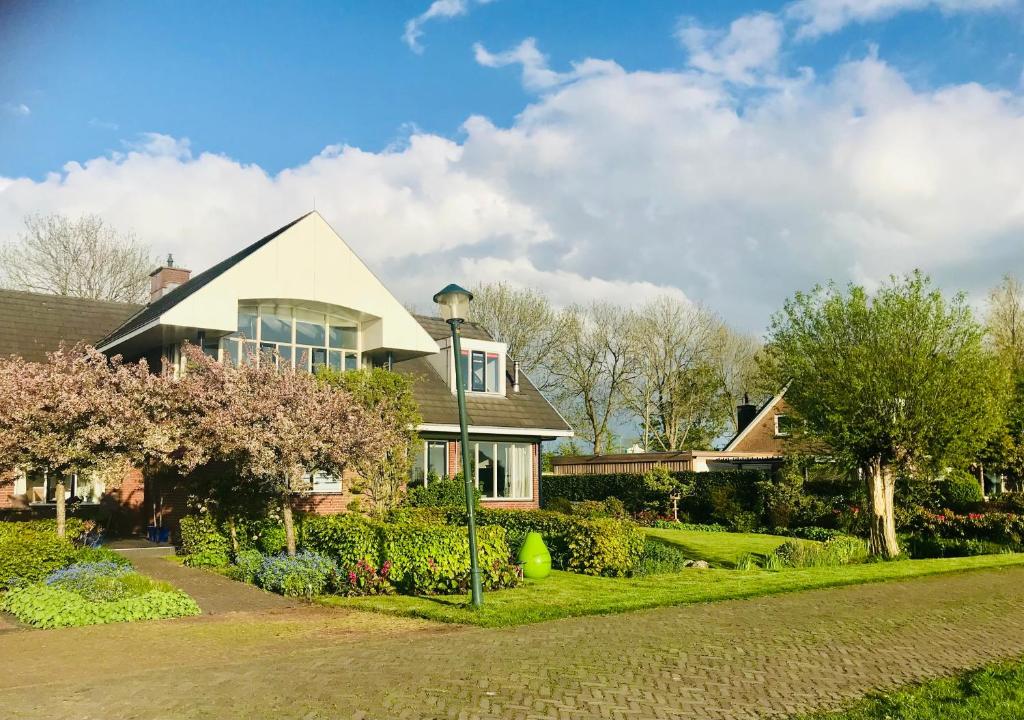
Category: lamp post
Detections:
[{"x1": 432, "y1": 283, "x2": 483, "y2": 608}]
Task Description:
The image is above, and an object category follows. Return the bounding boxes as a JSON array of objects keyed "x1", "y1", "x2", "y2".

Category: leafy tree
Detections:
[
  {"x1": 980, "y1": 275, "x2": 1024, "y2": 485},
  {"x1": 161, "y1": 346, "x2": 397, "y2": 556},
  {"x1": 0, "y1": 214, "x2": 154, "y2": 303},
  {"x1": 317, "y1": 366, "x2": 421, "y2": 517},
  {"x1": 765, "y1": 271, "x2": 1007, "y2": 558},
  {"x1": 0, "y1": 346, "x2": 151, "y2": 537}
]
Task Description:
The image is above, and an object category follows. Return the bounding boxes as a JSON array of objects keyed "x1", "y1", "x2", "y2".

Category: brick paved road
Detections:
[{"x1": 3, "y1": 566, "x2": 1024, "y2": 719}]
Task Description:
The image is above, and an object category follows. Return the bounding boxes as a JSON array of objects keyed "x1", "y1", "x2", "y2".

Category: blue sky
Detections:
[
  {"x1": 2, "y1": 0, "x2": 1024, "y2": 334},
  {"x1": 4, "y1": 1, "x2": 1022, "y2": 179}
]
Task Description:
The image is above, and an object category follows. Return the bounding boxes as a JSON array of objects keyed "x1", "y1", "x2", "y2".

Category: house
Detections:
[
  {"x1": 0, "y1": 211, "x2": 572, "y2": 531},
  {"x1": 548, "y1": 389, "x2": 788, "y2": 476}
]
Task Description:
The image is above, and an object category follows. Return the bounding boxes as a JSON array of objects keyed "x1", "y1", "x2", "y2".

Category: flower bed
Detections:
[{"x1": 2, "y1": 561, "x2": 200, "y2": 628}]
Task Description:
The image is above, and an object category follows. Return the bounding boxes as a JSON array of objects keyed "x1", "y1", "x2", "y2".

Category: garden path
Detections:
[
  {"x1": 116, "y1": 546, "x2": 302, "y2": 615},
  {"x1": 3, "y1": 564, "x2": 1024, "y2": 718}
]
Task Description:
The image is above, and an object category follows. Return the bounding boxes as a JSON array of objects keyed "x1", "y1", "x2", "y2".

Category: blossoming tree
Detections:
[
  {"x1": 168, "y1": 345, "x2": 396, "y2": 556},
  {"x1": 0, "y1": 346, "x2": 151, "y2": 538}
]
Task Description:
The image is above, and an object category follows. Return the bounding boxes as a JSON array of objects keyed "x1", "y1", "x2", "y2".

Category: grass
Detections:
[
  {"x1": 798, "y1": 657, "x2": 1024, "y2": 719},
  {"x1": 317, "y1": 551, "x2": 1024, "y2": 628},
  {"x1": 645, "y1": 527, "x2": 791, "y2": 567}
]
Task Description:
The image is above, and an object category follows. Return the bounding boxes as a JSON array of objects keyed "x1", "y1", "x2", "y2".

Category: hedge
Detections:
[
  {"x1": 450, "y1": 508, "x2": 646, "y2": 577},
  {"x1": 302, "y1": 514, "x2": 381, "y2": 567},
  {"x1": 0, "y1": 528, "x2": 77, "y2": 589},
  {"x1": 178, "y1": 515, "x2": 232, "y2": 567},
  {"x1": 541, "y1": 470, "x2": 770, "y2": 527}
]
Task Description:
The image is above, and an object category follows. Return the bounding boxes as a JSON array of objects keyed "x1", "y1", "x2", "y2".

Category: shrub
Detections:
[
  {"x1": 44, "y1": 561, "x2": 133, "y2": 600},
  {"x1": 637, "y1": 538, "x2": 692, "y2": 574},
  {"x1": 0, "y1": 518, "x2": 90, "y2": 544},
  {"x1": 940, "y1": 470, "x2": 984, "y2": 512},
  {"x1": 255, "y1": 551, "x2": 337, "y2": 597},
  {"x1": 465, "y1": 508, "x2": 646, "y2": 577},
  {"x1": 226, "y1": 549, "x2": 264, "y2": 583},
  {"x1": 380, "y1": 521, "x2": 515, "y2": 594},
  {"x1": 571, "y1": 497, "x2": 628, "y2": 519},
  {"x1": 232, "y1": 516, "x2": 287, "y2": 556},
  {"x1": 785, "y1": 526, "x2": 845, "y2": 542},
  {"x1": 2, "y1": 582, "x2": 200, "y2": 628},
  {"x1": 545, "y1": 497, "x2": 573, "y2": 514},
  {"x1": 771, "y1": 535, "x2": 868, "y2": 569},
  {"x1": 650, "y1": 521, "x2": 728, "y2": 532},
  {"x1": 406, "y1": 474, "x2": 480, "y2": 509},
  {"x1": 0, "y1": 529, "x2": 77, "y2": 589},
  {"x1": 302, "y1": 513, "x2": 381, "y2": 567},
  {"x1": 904, "y1": 535, "x2": 1007, "y2": 559},
  {"x1": 336, "y1": 558, "x2": 393, "y2": 597},
  {"x1": 73, "y1": 546, "x2": 133, "y2": 567},
  {"x1": 179, "y1": 515, "x2": 231, "y2": 568}
]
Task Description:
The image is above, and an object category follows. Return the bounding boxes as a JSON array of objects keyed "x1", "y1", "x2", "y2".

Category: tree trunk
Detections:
[
  {"x1": 864, "y1": 457, "x2": 900, "y2": 558},
  {"x1": 228, "y1": 519, "x2": 239, "y2": 556},
  {"x1": 55, "y1": 479, "x2": 67, "y2": 539},
  {"x1": 282, "y1": 500, "x2": 297, "y2": 557}
]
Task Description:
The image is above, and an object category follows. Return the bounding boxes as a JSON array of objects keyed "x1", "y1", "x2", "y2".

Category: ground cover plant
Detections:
[
  {"x1": 320, "y1": 552, "x2": 1024, "y2": 628},
  {"x1": 2, "y1": 560, "x2": 200, "y2": 628},
  {"x1": 797, "y1": 657, "x2": 1024, "y2": 720}
]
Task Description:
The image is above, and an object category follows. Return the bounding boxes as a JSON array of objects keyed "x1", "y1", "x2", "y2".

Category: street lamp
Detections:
[{"x1": 432, "y1": 283, "x2": 483, "y2": 608}]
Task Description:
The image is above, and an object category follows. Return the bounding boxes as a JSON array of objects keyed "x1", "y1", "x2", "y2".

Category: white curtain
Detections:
[{"x1": 509, "y1": 444, "x2": 532, "y2": 499}]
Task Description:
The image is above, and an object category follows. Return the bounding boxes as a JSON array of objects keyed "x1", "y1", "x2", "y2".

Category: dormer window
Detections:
[{"x1": 460, "y1": 349, "x2": 500, "y2": 393}]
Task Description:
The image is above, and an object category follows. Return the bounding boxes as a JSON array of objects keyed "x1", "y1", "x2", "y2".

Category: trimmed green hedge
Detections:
[
  {"x1": 300, "y1": 513, "x2": 517, "y2": 594},
  {"x1": 0, "y1": 518, "x2": 90, "y2": 543},
  {"x1": 0, "y1": 529, "x2": 77, "y2": 589},
  {"x1": 542, "y1": 470, "x2": 768, "y2": 517},
  {"x1": 452, "y1": 508, "x2": 646, "y2": 577},
  {"x1": 303, "y1": 514, "x2": 381, "y2": 567}
]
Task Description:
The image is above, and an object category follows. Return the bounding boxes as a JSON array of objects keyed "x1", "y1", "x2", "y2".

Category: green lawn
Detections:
[
  {"x1": 645, "y1": 527, "x2": 790, "y2": 567},
  {"x1": 798, "y1": 657, "x2": 1024, "y2": 719},
  {"x1": 318, "y1": 552, "x2": 1024, "y2": 628}
]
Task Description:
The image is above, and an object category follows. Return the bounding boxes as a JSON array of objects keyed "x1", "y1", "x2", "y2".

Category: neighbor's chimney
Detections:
[
  {"x1": 736, "y1": 392, "x2": 757, "y2": 433},
  {"x1": 149, "y1": 254, "x2": 191, "y2": 302},
  {"x1": 512, "y1": 360, "x2": 521, "y2": 393}
]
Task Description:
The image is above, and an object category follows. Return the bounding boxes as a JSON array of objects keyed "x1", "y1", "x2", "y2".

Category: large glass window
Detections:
[
  {"x1": 219, "y1": 304, "x2": 360, "y2": 372},
  {"x1": 411, "y1": 441, "x2": 449, "y2": 484},
  {"x1": 472, "y1": 442, "x2": 532, "y2": 500},
  {"x1": 24, "y1": 471, "x2": 104, "y2": 505}
]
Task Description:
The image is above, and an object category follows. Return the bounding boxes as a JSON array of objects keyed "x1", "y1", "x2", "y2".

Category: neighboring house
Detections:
[
  {"x1": 549, "y1": 389, "x2": 789, "y2": 476},
  {"x1": 0, "y1": 211, "x2": 571, "y2": 531}
]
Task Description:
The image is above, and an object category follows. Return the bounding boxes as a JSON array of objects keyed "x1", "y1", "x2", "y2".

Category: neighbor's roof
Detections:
[
  {"x1": 97, "y1": 213, "x2": 312, "y2": 348},
  {"x1": 722, "y1": 384, "x2": 789, "y2": 452},
  {"x1": 394, "y1": 315, "x2": 572, "y2": 435},
  {"x1": 0, "y1": 289, "x2": 141, "y2": 362}
]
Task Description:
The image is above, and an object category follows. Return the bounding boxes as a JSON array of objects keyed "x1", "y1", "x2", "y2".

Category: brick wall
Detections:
[{"x1": 731, "y1": 399, "x2": 791, "y2": 454}]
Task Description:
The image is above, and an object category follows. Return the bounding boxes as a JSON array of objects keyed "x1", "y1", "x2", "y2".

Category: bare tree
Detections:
[
  {"x1": 987, "y1": 274, "x2": 1024, "y2": 372},
  {"x1": 716, "y1": 327, "x2": 771, "y2": 433},
  {"x1": 0, "y1": 214, "x2": 154, "y2": 303},
  {"x1": 627, "y1": 297, "x2": 728, "y2": 451},
  {"x1": 468, "y1": 282, "x2": 556, "y2": 390},
  {"x1": 546, "y1": 303, "x2": 636, "y2": 454}
]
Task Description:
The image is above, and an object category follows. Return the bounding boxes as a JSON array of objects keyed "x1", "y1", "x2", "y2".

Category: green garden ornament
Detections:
[{"x1": 517, "y1": 532, "x2": 552, "y2": 579}]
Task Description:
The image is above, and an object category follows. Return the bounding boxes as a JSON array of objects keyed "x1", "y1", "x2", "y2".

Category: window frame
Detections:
[
  {"x1": 773, "y1": 413, "x2": 791, "y2": 437},
  {"x1": 413, "y1": 440, "x2": 449, "y2": 484},
  {"x1": 217, "y1": 304, "x2": 361, "y2": 372},
  {"x1": 472, "y1": 441, "x2": 533, "y2": 502}
]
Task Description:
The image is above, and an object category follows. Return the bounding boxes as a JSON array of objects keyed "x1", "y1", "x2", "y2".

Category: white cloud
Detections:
[
  {"x1": 785, "y1": 0, "x2": 1016, "y2": 39},
  {"x1": 403, "y1": 0, "x2": 494, "y2": 54},
  {"x1": 473, "y1": 38, "x2": 621, "y2": 91},
  {"x1": 4, "y1": 103, "x2": 30, "y2": 117},
  {"x1": 677, "y1": 13, "x2": 785, "y2": 84},
  {"x1": 4, "y1": 49, "x2": 1024, "y2": 331}
]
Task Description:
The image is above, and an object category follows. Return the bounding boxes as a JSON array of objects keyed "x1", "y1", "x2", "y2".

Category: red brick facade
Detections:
[{"x1": 729, "y1": 398, "x2": 791, "y2": 454}]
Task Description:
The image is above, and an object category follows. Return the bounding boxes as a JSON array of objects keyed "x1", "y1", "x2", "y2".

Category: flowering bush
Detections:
[
  {"x1": 255, "y1": 551, "x2": 337, "y2": 597},
  {"x1": 336, "y1": 558, "x2": 393, "y2": 597},
  {"x1": 226, "y1": 549, "x2": 264, "y2": 584},
  {"x1": 44, "y1": 561, "x2": 133, "y2": 600},
  {"x1": 904, "y1": 509, "x2": 1024, "y2": 547}
]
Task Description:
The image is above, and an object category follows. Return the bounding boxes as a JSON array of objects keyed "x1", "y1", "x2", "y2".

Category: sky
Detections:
[{"x1": 2, "y1": 0, "x2": 1024, "y2": 332}]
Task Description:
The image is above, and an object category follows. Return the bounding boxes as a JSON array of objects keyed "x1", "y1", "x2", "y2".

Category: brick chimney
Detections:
[{"x1": 149, "y1": 254, "x2": 191, "y2": 302}]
